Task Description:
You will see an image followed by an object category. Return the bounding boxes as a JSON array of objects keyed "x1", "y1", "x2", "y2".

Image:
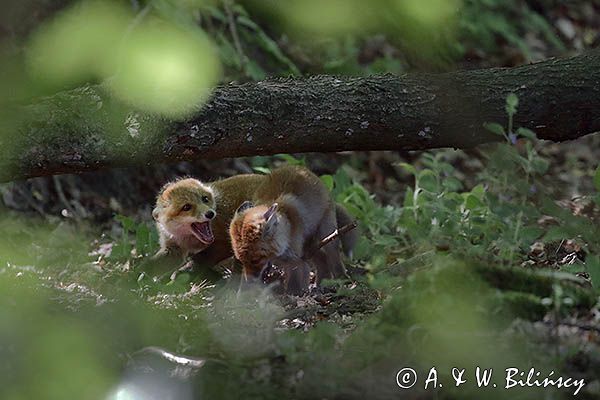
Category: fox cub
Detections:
[
  {"x1": 229, "y1": 165, "x2": 356, "y2": 294},
  {"x1": 153, "y1": 166, "x2": 356, "y2": 294}
]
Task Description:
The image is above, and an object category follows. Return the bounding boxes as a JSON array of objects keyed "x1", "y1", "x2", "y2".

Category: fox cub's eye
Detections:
[
  {"x1": 181, "y1": 203, "x2": 193, "y2": 212},
  {"x1": 201, "y1": 196, "x2": 210, "y2": 204}
]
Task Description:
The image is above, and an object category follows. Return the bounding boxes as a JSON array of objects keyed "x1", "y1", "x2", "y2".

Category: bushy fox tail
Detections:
[{"x1": 335, "y1": 204, "x2": 358, "y2": 259}]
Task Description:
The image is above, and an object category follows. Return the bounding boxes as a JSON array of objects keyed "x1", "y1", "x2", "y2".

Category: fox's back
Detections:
[
  {"x1": 254, "y1": 166, "x2": 332, "y2": 240},
  {"x1": 192, "y1": 173, "x2": 266, "y2": 265}
]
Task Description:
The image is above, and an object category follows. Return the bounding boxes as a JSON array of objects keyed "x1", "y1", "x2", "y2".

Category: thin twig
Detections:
[
  {"x1": 152, "y1": 257, "x2": 194, "y2": 282},
  {"x1": 13, "y1": 184, "x2": 46, "y2": 216},
  {"x1": 111, "y1": 2, "x2": 151, "y2": 78},
  {"x1": 124, "y1": 3, "x2": 151, "y2": 38},
  {"x1": 318, "y1": 221, "x2": 358, "y2": 249},
  {"x1": 222, "y1": 0, "x2": 248, "y2": 71},
  {"x1": 52, "y1": 176, "x2": 77, "y2": 218},
  {"x1": 542, "y1": 320, "x2": 600, "y2": 335},
  {"x1": 129, "y1": 0, "x2": 140, "y2": 12},
  {"x1": 555, "y1": 238, "x2": 565, "y2": 259},
  {"x1": 134, "y1": 346, "x2": 209, "y2": 368}
]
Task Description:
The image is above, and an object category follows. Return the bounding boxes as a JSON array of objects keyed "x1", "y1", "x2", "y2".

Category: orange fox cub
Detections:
[
  {"x1": 153, "y1": 174, "x2": 266, "y2": 263},
  {"x1": 229, "y1": 166, "x2": 355, "y2": 294},
  {"x1": 153, "y1": 178, "x2": 217, "y2": 259},
  {"x1": 153, "y1": 167, "x2": 356, "y2": 292}
]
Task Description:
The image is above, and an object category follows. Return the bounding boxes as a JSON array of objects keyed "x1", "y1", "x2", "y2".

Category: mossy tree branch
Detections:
[{"x1": 2, "y1": 50, "x2": 599, "y2": 182}]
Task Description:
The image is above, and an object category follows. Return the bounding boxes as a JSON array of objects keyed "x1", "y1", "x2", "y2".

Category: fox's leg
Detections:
[
  {"x1": 237, "y1": 262, "x2": 268, "y2": 296},
  {"x1": 312, "y1": 206, "x2": 347, "y2": 283},
  {"x1": 284, "y1": 260, "x2": 310, "y2": 296},
  {"x1": 275, "y1": 251, "x2": 310, "y2": 295},
  {"x1": 310, "y1": 249, "x2": 331, "y2": 283},
  {"x1": 153, "y1": 236, "x2": 180, "y2": 260}
]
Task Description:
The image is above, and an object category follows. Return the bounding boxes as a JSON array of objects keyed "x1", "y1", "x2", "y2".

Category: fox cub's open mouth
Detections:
[{"x1": 190, "y1": 221, "x2": 214, "y2": 244}]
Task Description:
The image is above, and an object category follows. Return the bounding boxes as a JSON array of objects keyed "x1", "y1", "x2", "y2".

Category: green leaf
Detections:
[
  {"x1": 516, "y1": 127, "x2": 536, "y2": 140},
  {"x1": 237, "y1": 15, "x2": 300, "y2": 76},
  {"x1": 331, "y1": 168, "x2": 352, "y2": 196},
  {"x1": 442, "y1": 177, "x2": 463, "y2": 192},
  {"x1": 403, "y1": 186, "x2": 415, "y2": 208},
  {"x1": 135, "y1": 224, "x2": 150, "y2": 256},
  {"x1": 244, "y1": 59, "x2": 266, "y2": 80},
  {"x1": 277, "y1": 154, "x2": 305, "y2": 166},
  {"x1": 215, "y1": 33, "x2": 241, "y2": 68},
  {"x1": 531, "y1": 158, "x2": 549, "y2": 175},
  {"x1": 520, "y1": 226, "x2": 543, "y2": 244},
  {"x1": 253, "y1": 166, "x2": 271, "y2": 174},
  {"x1": 586, "y1": 256, "x2": 600, "y2": 293},
  {"x1": 320, "y1": 175, "x2": 334, "y2": 191},
  {"x1": 205, "y1": 5, "x2": 226, "y2": 22},
  {"x1": 115, "y1": 215, "x2": 135, "y2": 232},
  {"x1": 594, "y1": 166, "x2": 600, "y2": 192},
  {"x1": 543, "y1": 226, "x2": 572, "y2": 242},
  {"x1": 373, "y1": 235, "x2": 399, "y2": 247},
  {"x1": 151, "y1": 0, "x2": 199, "y2": 29},
  {"x1": 342, "y1": 203, "x2": 363, "y2": 219},
  {"x1": 471, "y1": 184, "x2": 486, "y2": 199},
  {"x1": 505, "y1": 93, "x2": 519, "y2": 116},
  {"x1": 398, "y1": 162, "x2": 417, "y2": 176},
  {"x1": 464, "y1": 194, "x2": 483, "y2": 210},
  {"x1": 483, "y1": 122, "x2": 506, "y2": 137},
  {"x1": 110, "y1": 241, "x2": 131, "y2": 261},
  {"x1": 417, "y1": 169, "x2": 437, "y2": 192}
]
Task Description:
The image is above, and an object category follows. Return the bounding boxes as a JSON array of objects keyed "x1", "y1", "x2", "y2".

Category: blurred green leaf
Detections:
[
  {"x1": 26, "y1": 1, "x2": 131, "y2": 89},
  {"x1": 236, "y1": 14, "x2": 301, "y2": 76},
  {"x1": 252, "y1": 166, "x2": 271, "y2": 174},
  {"x1": 417, "y1": 169, "x2": 438, "y2": 192},
  {"x1": 531, "y1": 158, "x2": 549, "y2": 175},
  {"x1": 320, "y1": 175, "x2": 334, "y2": 191},
  {"x1": 277, "y1": 154, "x2": 306, "y2": 166},
  {"x1": 516, "y1": 127, "x2": 536, "y2": 140},
  {"x1": 244, "y1": 59, "x2": 267, "y2": 80},
  {"x1": 594, "y1": 166, "x2": 600, "y2": 192},
  {"x1": 483, "y1": 122, "x2": 505, "y2": 137},
  {"x1": 110, "y1": 18, "x2": 221, "y2": 118},
  {"x1": 115, "y1": 215, "x2": 136, "y2": 232},
  {"x1": 505, "y1": 93, "x2": 519, "y2": 116},
  {"x1": 586, "y1": 256, "x2": 600, "y2": 293},
  {"x1": 464, "y1": 194, "x2": 483, "y2": 210},
  {"x1": 398, "y1": 162, "x2": 417, "y2": 175}
]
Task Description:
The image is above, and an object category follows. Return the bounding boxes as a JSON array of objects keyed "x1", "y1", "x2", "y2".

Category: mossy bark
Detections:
[{"x1": 3, "y1": 50, "x2": 600, "y2": 182}]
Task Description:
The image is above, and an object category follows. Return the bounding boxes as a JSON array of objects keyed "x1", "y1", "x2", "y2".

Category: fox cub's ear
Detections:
[
  {"x1": 152, "y1": 207, "x2": 160, "y2": 221},
  {"x1": 236, "y1": 201, "x2": 254, "y2": 215},
  {"x1": 263, "y1": 203, "x2": 278, "y2": 222},
  {"x1": 262, "y1": 203, "x2": 279, "y2": 236}
]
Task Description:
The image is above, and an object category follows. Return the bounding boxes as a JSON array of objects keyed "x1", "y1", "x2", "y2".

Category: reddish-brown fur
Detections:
[
  {"x1": 229, "y1": 204, "x2": 284, "y2": 278},
  {"x1": 153, "y1": 174, "x2": 267, "y2": 264},
  {"x1": 154, "y1": 167, "x2": 357, "y2": 292},
  {"x1": 153, "y1": 178, "x2": 217, "y2": 258},
  {"x1": 229, "y1": 166, "x2": 354, "y2": 294}
]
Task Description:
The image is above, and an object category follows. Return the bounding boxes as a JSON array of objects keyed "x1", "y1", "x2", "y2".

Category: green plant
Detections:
[
  {"x1": 594, "y1": 165, "x2": 600, "y2": 207},
  {"x1": 109, "y1": 215, "x2": 159, "y2": 262},
  {"x1": 460, "y1": 0, "x2": 565, "y2": 60},
  {"x1": 322, "y1": 94, "x2": 558, "y2": 278},
  {"x1": 203, "y1": 2, "x2": 300, "y2": 80}
]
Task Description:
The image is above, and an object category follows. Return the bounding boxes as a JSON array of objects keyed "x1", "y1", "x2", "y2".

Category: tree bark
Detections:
[{"x1": 2, "y1": 50, "x2": 599, "y2": 182}]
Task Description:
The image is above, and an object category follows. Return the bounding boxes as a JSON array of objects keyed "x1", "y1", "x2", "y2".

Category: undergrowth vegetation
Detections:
[
  {"x1": 201, "y1": 0, "x2": 566, "y2": 79},
  {"x1": 34, "y1": 94, "x2": 594, "y2": 399}
]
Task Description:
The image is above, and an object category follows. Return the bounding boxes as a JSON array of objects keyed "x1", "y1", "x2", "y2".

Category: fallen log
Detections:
[{"x1": 2, "y1": 50, "x2": 599, "y2": 182}]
